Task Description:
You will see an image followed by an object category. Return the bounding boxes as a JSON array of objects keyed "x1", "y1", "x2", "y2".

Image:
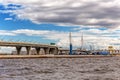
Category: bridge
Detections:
[{"x1": 0, "y1": 41, "x2": 58, "y2": 55}]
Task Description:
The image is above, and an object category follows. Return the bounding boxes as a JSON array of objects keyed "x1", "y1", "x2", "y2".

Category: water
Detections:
[{"x1": 0, "y1": 57, "x2": 120, "y2": 80}]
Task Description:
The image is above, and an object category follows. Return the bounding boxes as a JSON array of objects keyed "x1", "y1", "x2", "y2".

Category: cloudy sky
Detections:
[{"x1": 0, "y1": 0, "x2": 120, "y2": 52}]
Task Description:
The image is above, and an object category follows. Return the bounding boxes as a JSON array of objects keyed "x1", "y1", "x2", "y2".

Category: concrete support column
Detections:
[
  {"x1": 51, "y1": 48, "x2": 58, "y2": 55},
  {"x1": 35, "y1": 47, "x2": 40, "y2": 55},
  {"x1": 59, "y1": 50, "x2": 62, "y2": 55},
  {"x1": 55, "y1": 48, "x2": 58, "y2": 55},
  {"x1": 44, "y1": 48, "x2": 50, "y2": 54},
  {"x1": 48, "y1": 48, "x2": 58, "y2": 55},
  {"x1": 26, "y1": 46, "x2": 31, "y2": 55},
  {"x1": 16, "y1": 46, "x2": 22, "y2": 55}
]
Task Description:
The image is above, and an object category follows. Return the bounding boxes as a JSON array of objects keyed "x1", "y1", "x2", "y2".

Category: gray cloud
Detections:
[{"x1": 1, "y1": 0, "x2": 120, "y2": 28}]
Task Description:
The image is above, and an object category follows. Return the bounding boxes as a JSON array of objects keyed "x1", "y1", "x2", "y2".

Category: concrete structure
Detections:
[
  {"x1": 12, "y1": 48, "x2": 45, "y2": 55},
  {"x1": 0, "y1": 41, "x2": 58, "y2": 55}
]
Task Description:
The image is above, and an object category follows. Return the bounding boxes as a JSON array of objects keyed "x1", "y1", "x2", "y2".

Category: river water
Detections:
[{"x1": 0, "y1": 57, "x2": 120, "y2": 80}]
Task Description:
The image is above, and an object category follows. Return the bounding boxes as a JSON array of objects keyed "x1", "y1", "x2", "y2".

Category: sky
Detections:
[{"x1": 0, "y1": 0, "x2": 120, "y2": 52}]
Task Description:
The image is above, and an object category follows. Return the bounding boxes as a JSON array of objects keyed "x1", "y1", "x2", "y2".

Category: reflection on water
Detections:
[{"x1": 0, "y1": 57, "x2": 120, "y2": 80}]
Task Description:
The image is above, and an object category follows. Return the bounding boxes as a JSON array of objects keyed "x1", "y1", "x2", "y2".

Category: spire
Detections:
[{"x1": 69, "y1": 32, "x2": 72, "y2": 44}]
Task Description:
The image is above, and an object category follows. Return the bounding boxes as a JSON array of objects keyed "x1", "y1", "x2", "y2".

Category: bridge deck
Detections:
[{"x1": 0, "y1": 41, "x2": 56, "y2": 48}]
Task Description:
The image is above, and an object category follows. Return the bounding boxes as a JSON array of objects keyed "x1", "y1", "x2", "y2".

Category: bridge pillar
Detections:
[
  {"x1": 44, "y1": 48, "x2": 50, "y2": 54},
  {"x1": 55, "y1": 48, "x2": 58, "y2": 55},
  {"x1": 16, "y1": 46, "x2": 22, "y2": 55},
  {"x1": 50, "y1": 48, "x2": 58, "y2": 55},
  {"x1": 35, "y1": 47, "x2": 40, "y2": 55},
  {"x1": 26, "y1": 46, "x2": 31, "y2": 55},
  {"x1": 59, "y1": 50, "x2": 62, "y2": 55}
]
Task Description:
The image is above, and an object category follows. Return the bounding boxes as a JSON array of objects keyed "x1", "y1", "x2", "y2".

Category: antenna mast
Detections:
[{"x1": 81, "y1": 32, "x2": 83, "y2": 50}]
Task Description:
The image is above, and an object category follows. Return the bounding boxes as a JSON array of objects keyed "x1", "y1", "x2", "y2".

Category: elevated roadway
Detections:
[{"x1": 0, "y1": 41, "x2": 58, "y2": 55}]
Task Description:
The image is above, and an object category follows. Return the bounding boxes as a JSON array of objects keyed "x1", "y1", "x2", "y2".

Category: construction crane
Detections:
[{"x1": 69, "y1": 32, "x2": 72, "y2": 55}]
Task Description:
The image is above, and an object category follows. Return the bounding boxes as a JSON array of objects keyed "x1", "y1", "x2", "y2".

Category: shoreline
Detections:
[{"x1": 0, "y1": 54, "x2": 114, "y2": 59}]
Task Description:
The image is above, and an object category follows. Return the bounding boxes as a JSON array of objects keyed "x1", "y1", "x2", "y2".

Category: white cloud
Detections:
[
  {"x1": 0, "y1": 30, "x2": 16, "y2": 36},
  {"x1": 4, "y1": 18, "x2": 13, "y2": 21},
  {"x1": 12, "y1": 29, "x2": 50, "y2": 36}
]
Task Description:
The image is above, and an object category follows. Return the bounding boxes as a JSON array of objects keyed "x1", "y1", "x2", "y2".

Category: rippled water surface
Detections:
[{"x1": 0, "y1": 57, "x2": 120, "y2": 80}]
